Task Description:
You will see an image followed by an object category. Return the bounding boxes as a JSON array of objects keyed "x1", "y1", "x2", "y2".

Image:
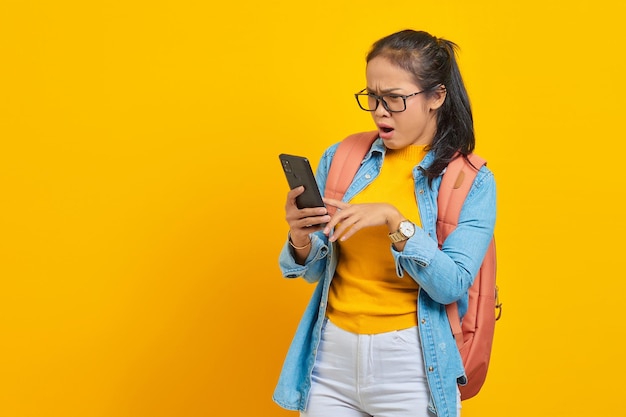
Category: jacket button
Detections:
[
  {"x1": 428, "y1": 366, "x2": 434, "y2": 372},
  {"x1": 365, "y1": 174, "x2": 371, "y2": 179},
  {"x1": 421, "y1": 319, "x2": 426, "y2": 324},
  {"x1": 418, "y1": 189, "x2": 424, "y2": 194}
]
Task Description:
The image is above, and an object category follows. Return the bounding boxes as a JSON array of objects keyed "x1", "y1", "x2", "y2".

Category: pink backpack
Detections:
[{"x1": 325, "y1": 131, "x2": 501, "y2": 400}]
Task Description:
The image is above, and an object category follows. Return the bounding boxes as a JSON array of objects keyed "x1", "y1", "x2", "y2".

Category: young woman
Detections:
[{"x1": 274, "y1": 29, "x2": 496, "y2": 417}]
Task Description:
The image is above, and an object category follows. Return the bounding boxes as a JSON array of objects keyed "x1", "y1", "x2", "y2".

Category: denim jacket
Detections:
[{"x1": 273, "y1": 138, "x2": 496, "y2": 417}]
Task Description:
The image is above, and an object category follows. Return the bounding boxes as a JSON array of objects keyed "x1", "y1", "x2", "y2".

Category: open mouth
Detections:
[{"x1": 378, "y1": 125, "x2": 395, "y2": 140}]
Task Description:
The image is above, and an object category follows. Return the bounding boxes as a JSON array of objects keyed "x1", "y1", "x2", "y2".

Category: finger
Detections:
[
  {"x1": 322, "y1": 207, "x2": 348, "y2": 234},
  {"x1": 287, "y1": 206, "x2": 328, "y2": 223},
  {"x1": 336, "y1": 220, "x2": 363, "y2": 241},
  {"x1": 324, "y1": 208, "x2": 357, "y2": 238},
  {"x1": 289, "y1": 217, "x2": 330, "y2": 239},
  {"x1": 287, "y1": 209, "x2": 330, "y2": 232},
  {"x1": 329, "y1": 217, "x2": 361, "y2": 242},
  {"x1": 286, "y1": 186, "x2": 305, "y2": 206},
  {"x1": 299, "y1": 215, "x2": 331, "y2": 229},
  {"x1": 321, "y1": 200, "x2": 352, "y2": 235},
  {"x1": 323, "y1": 198, "x2": 350, "y2": 210}
]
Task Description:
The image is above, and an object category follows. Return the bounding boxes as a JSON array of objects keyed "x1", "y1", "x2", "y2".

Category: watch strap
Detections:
[{"x1": 389, "y1": 230, "x2": 408, "y2": 243}]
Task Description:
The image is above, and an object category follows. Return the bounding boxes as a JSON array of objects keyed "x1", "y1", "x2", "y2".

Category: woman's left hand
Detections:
[{"x1": 322, "y1": 198, "x2": 404, "y2": 242}]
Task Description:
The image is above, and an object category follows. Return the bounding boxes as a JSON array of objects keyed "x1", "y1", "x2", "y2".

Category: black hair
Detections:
[{"x1": 366, "y1": 29, "x2": 475, "y2": 185}]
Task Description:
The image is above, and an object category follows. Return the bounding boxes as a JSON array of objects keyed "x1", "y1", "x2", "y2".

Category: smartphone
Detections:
[{"x1": 279, "y1": 153, "x2": 325, "y2": 209}]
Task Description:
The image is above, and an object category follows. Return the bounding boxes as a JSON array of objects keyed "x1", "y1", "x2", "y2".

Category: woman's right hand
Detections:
[{"x1": 285, "y1": 186, "x2": 331, "y2": 246}]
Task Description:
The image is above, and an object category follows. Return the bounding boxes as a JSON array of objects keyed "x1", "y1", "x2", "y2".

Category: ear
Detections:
[{"x1": 429, "y1": 85, "x2": 447, "y2": 111}]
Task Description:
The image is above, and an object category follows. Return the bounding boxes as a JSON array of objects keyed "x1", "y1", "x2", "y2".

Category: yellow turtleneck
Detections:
[{"x1": 326, "y1": 145, "x2": 427, "y2": 334}]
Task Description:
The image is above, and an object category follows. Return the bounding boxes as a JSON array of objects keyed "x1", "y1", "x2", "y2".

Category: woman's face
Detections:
[{"x1": 365, "y1": 56, "x2": 445, "y2": 149}]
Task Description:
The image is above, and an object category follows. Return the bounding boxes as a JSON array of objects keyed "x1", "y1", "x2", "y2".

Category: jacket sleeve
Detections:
[
  {"x1": 278, "y1": 232, "x2": 329, "y2": 283},
  {"x1": 391, "y1": 166, "x2": 497, "y2": 305}
]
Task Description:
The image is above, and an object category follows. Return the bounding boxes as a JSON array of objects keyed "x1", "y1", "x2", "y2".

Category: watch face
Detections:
[{"x1": 400, "y1": 221, "x2": 415, "y2": 237}]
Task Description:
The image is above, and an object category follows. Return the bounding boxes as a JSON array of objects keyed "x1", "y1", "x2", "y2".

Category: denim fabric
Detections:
[{"x1": 273, "y1": 138, "x2": 496, "y2": 417}]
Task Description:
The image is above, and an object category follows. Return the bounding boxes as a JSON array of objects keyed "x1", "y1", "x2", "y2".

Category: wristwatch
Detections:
[{"x1": 388, "y1": 220, "x2": 415, "y2": 243}]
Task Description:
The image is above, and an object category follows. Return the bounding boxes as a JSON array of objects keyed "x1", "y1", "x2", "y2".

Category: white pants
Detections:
[{"x1": 302, "y1": 319, "x2": 461, "y2": 417}]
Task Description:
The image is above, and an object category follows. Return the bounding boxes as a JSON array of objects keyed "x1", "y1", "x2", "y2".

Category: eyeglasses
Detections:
[{"x1": 354, "y1": 88, "x2": 427, "y2": 113}]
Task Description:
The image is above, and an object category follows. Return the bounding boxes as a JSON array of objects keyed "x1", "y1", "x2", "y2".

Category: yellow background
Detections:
[{"x1": 1, "y1": 1, "x2": 625, "y2": 416}]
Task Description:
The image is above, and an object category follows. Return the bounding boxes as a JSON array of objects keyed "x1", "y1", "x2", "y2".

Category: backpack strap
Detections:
[
  {"x1": 437, "y1": 154, "x2": 486, "y2": 233},
  {"x1": 437, "y1": 154, "x2": 487, "y2": 350},
  {"x1": 324, "y1": 131, "x2": 378, "y2": 215}
]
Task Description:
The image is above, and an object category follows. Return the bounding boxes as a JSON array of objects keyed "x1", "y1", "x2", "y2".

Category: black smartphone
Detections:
[{"x1": 279, "y1": 153, "x2": 325, "y2": 209}]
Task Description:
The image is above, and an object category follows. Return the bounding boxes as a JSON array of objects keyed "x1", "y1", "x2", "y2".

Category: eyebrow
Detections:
[{"x1": 366, "y1": 87, "x2": 404, "y2": 94}]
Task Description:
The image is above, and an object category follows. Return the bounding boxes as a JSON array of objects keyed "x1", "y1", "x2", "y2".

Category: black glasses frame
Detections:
[{"x1": 354, "y1": 87, "x2": 432, "y2": 113}]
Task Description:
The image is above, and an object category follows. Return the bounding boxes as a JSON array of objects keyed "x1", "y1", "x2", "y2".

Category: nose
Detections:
[{"x1": 374, "y1": 98, "x2": 391, "y2": 117}]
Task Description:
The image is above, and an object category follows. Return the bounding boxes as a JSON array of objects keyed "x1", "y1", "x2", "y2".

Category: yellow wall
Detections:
[{"x1": 1, "y1": 1, "x2": 625, "y2": 416}]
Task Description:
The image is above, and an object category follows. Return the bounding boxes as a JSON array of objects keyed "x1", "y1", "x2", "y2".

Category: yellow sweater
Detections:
[{"x1": 326, "y1": 145, "x2": 428, "y2": 334}]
